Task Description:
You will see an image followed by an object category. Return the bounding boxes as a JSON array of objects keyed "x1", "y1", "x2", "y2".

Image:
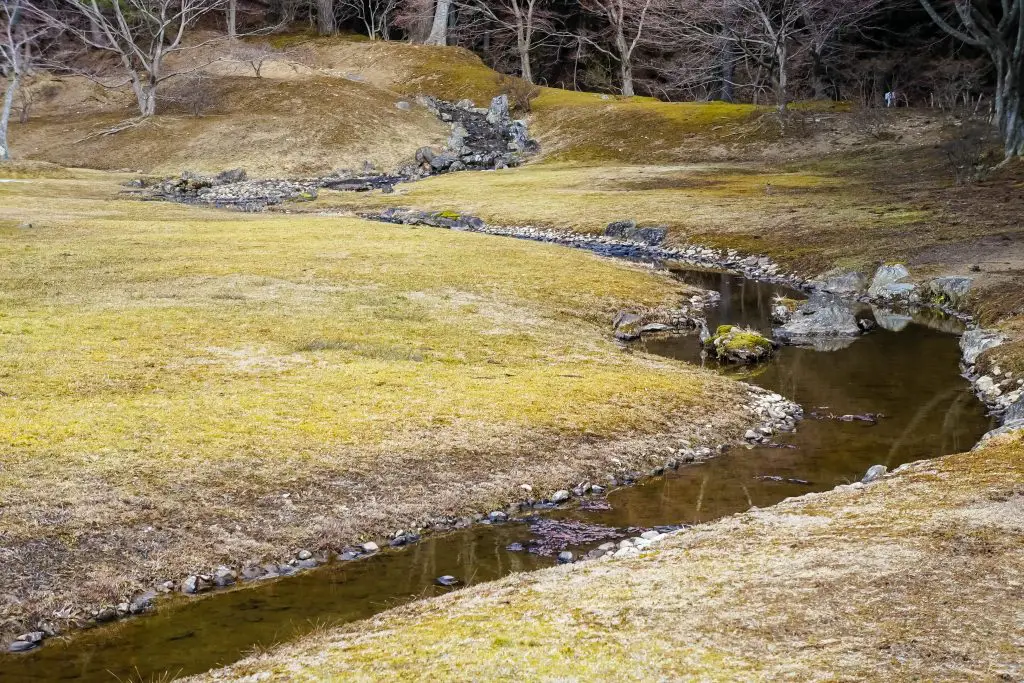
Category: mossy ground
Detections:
[
  {"x1": 0, "y1": 173, "x2": 747, "y2": 635},
  {"x1": 193, "y1": 433, "x2": 1024, "y2": 681}
]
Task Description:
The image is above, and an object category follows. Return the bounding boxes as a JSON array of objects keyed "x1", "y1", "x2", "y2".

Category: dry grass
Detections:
[
  {"x1": 191, "y1": 433, "x2": 1024, "y2": 682},
  {"x1": 0, "y1": 175, "x2": 747, "y2": 636},
  {"x1": 312, "y1": 159, "x2": 1021, "y2": 277}
]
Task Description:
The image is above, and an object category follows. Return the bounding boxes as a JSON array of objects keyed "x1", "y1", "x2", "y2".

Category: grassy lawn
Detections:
[
  {"x1": 192, "y1": 432, "x2": 1024, "y2": 682},
  {"x1": 0, "y1": 171, "x2": 746, "y2": 633}
]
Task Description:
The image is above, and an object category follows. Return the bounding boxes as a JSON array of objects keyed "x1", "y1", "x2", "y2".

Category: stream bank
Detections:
[{"x1": 1, "y1": 260, "x2": 995, "y2": 681}]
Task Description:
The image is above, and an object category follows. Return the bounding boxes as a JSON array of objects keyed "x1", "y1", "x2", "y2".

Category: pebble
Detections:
[
  {"x1": 8, "y1": 640, "x2": 37, "y2": 653},
  {"x1": 640, "y1": 530, "x2": 660, "y2": 540},
  {"x1": 613, "y1": 546, "x2": 640, "y2": 559},
  {"x1": 557, "y1": 551, "x2": 574, "y2": 564},
  {"x1": 862, "y1": 464, "x2": 888, "y2": 483},
  {"x1": 361, "y1": 541, "x2": 380, "y2": 553},
  {"x1": 488, "y1": 510, "x2": 508, "y2": 523},
  {"x1": 550, "y1": 490, "x2": 571, "y2": 504},
  {"x1": 297, "y1": 549, "x2": 313, "y2": 561}
]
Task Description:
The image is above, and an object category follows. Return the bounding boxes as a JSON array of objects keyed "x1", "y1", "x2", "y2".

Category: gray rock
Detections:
[
  {"x1": 415, "y1": 146, "x2": 436, "y2": 165},
  {"x1": 640, "y1": 322, "x2": 672, "y2": 334},
  {"x1": 868, "y1": 264, "x2": 914, "y2": 298},
  {"x1": 486, "y1": 94, "x2": 511, "y2": 125},
  {"x1": 775, "y1": 293, "x2": 861, "y2": 346},
  {"x1": 297, "y1": 549, "x2": 313, "y2": 561},
  {"x1": 435, "y1": 575, "x2": 461, "y2": 587},
  {"x1": 817, "y1": 269, "x2": 868, "y2": 296},
  {"x1": 213, "y1": 566, "x2": 237, "y2": 587},
  {"x1": 640, "y1": 530, "x2": 660, "y2": 540},
  {"x1": 130, "y1": 591, "x2": 156, "y2": 613},
  {"x1": 550, "y1": 489, "x2": 571, "y2": 504},
  {"x1": 338, "y1": 550, "x2": 360, "y2": 561},
  {"x1": 94, "y1": 606, "x2": 118, "y2": 622},
  {"x1": 455, "y1": 98, "x2": 475, "y2": 110},
  {"x1": 361, "y1": 541, "x2": 380, "y2": 553},
  {"x1": 557, "y1": 551, "x2": 574, "y2": 564},
  {"x1": 487, "y1": 510, "x2": 508, "y2": 523},
  {"x1": 295, "y1": 558, "x2": 319, "y2": 569},
  {"x1": 613, "y1": 311, "x2": 644, "y2": 341},
  {"x1": 862, "y1": 464, "x2": 888, "y2": 483},
  {"x1": 929, "y1": 276, "x2": 973, "y2": 304},
  {"x1": 17, "y1": 631, "x2": 45, "y2": 644},
  {"x1": 241, "y1": 565, "x2": 267, "y2": 580},
  {"x1": 960, "y1": 328, "x2": 1005, "y2": 365},
  {"x1": 604, "y1": 219, "x2": 637, "y2": 238},
  {"x1": 8, "y1": 640, "x2": 37, "y2": 653},
  {"x1": 395, "y1": 100, "x2": 411, "y2": 111},
  {"x1": 182, "y1": 574, "x2": 213, "y2": 595},
  {"x1": 1005, "y1": 395, "x2": 1024, "y2": 423}
]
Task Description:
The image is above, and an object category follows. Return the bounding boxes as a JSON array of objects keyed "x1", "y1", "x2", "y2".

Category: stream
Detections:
[{"x1": 1, "y1": 267, "x2": 993, "y2": 682}]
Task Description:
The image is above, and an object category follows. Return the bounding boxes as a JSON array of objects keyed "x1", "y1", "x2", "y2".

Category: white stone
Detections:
[{"x1": 361, "y1": 541, "x2": 379, "y2": 553}]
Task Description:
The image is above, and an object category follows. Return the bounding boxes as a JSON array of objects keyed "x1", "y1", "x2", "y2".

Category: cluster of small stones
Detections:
[
  {"x1": 362, "y1": 209, "x2": 804, "y2": 287},
  {"x1": 958, "y1": 328, "x2": 1024, "y2": 443},
  {"x1": 128, "y1": 167, "x2": 406, "y2": 212},
  {"x1": 413, "y1": 94, "x2": 540, "y2": 174},
  {"x1": 585, "y1": 528, "x2": 685, "y2": 562},
  {"x1": 742, "y1": 388, "x2": 804, "y2": 444},
  {"x1": 127, "y1": 95, "x2": 539, "y2": 212}
]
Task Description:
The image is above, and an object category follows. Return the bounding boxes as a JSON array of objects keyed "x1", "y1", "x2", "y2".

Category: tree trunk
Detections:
[
  {"x1": 775, "y1": 44, "x2": 788, "y2": 112},
  {"x1": 718, "y1": 41, "x2": 735, "y2": 102},
  {"x1": 425, "y1": 0, "x2": 451, "y2": 45},
  {"x1": 614, "y1": 28, "x2": 633, "y2": 97},
  {"x1": 227, "y1": 0, "x2": 237, "y2": 39},
  {"x1": 1, "y1": 72, "x2": 20, "y2": 161},
  {"x1": 516, "y1": 27, "x2": 532, "y2": 82},
  {"x1": 316, "y1": 0, "x2": 335, "y2": 35}
]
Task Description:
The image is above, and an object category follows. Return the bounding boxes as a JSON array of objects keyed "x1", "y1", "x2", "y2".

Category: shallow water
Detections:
[{"x1": 1, "y1": 270, "x2": 993, "y2": 682}]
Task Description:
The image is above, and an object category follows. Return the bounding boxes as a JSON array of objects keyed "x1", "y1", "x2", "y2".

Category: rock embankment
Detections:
[
  {"x1": 129, "y1": 95, "x2": 540, "y2": 211},
  {"x1": 414, "y1": 95, "x2": 539, "y2": 174}
]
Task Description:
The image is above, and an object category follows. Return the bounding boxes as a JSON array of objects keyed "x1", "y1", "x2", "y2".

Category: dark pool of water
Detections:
[{"x1": 1, "y1": 271, "x2": 993, "y2": 682}]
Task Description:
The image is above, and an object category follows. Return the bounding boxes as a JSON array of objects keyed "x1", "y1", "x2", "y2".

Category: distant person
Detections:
[{"x1": 884, "y1": 91, "x2": 896, "y2": 108}]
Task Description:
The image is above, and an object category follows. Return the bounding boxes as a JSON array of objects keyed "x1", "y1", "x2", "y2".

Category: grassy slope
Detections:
[
  {"x1": 194, "y1": 432, "x2": 1024, "y2": 682},
  {"x1": 0, "y1": 173, "x2": 746, "y2": 633}
]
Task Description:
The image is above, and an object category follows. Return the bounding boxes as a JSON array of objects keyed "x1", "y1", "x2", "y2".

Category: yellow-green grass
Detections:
[
  {"x1": 311, "y1": 162, "x2": 939, "y2": 275},
  {"x1": 0, "y1": 174, "x2": 747, "y2": 634},
  {"x1": 193, "y1": 432, "x2": 1024, "y2": 682}
]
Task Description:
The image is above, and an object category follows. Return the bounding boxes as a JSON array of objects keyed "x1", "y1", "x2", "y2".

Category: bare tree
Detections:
[
  {"x1": 455, "y1": 0, "x2": 557, "y2": 81},
  {"x1": 425, "y1": 0, "x2": 452, "y2": 44},
  {"x1": 919, "y1": 0, "x2": 1024, "y2": 158},
  {"x1": 340, "y1": 0, "x2": 401, "y2": 39},
  {"x1": 227, "y1": 0, "x2": 237, "y2": 38},
  {"x1": 316, "y1": 0, "x2": 336, "y2": 33},
  {"x1": 579, "y1": 0, "x2": 657, "y2": 96},
  {"x1": 2, "y1": 0, "x2": 48, "y2": 160},
  {"x1": 34, "y1": 0, "x2": 226, "y2": 118}
]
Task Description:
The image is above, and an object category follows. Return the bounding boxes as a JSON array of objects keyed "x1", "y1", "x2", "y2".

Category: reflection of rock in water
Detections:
[{"x1": 872, "y1": 307, "x2": 914, "y2": 332}]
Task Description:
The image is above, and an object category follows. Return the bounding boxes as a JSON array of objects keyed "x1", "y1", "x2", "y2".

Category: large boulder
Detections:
[
  {"x1": 960, "y1": 327, "x2": 1005, "y2": 365},
  {"x1": 613, "y1": 311, "x2": 644, "y2": 341},
  {"x1": 816, "y1": 269, "x2": 868, "y2": 296},
  {"x1": 928, "y1": 276, "x2": 974, "y2": 306},
  {"x1": 774, "y1": 293, "x2": 862, "y2": 347},
  {"x1": 486, "y1": 94, "x2": 511, "y2": 126},
  {"x1": 868, "y1": 264, "x2": 915, "y2": 299},
  {"x1": 603, "y1": 220, "x2": 666, "y2": 246},
  {"x1": 705, "y1": 325, "x2": 775, "y2": 364}
]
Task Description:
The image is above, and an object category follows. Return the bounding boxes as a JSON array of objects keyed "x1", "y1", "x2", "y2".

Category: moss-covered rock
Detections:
[{"x1": 705, "y1": 325, "x2": 775, "y2": 364}]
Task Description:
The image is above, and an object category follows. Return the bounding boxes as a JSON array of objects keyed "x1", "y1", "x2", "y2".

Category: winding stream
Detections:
[{"x1": 2, "y1": 268, "x2": 992, "y2": 682}]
